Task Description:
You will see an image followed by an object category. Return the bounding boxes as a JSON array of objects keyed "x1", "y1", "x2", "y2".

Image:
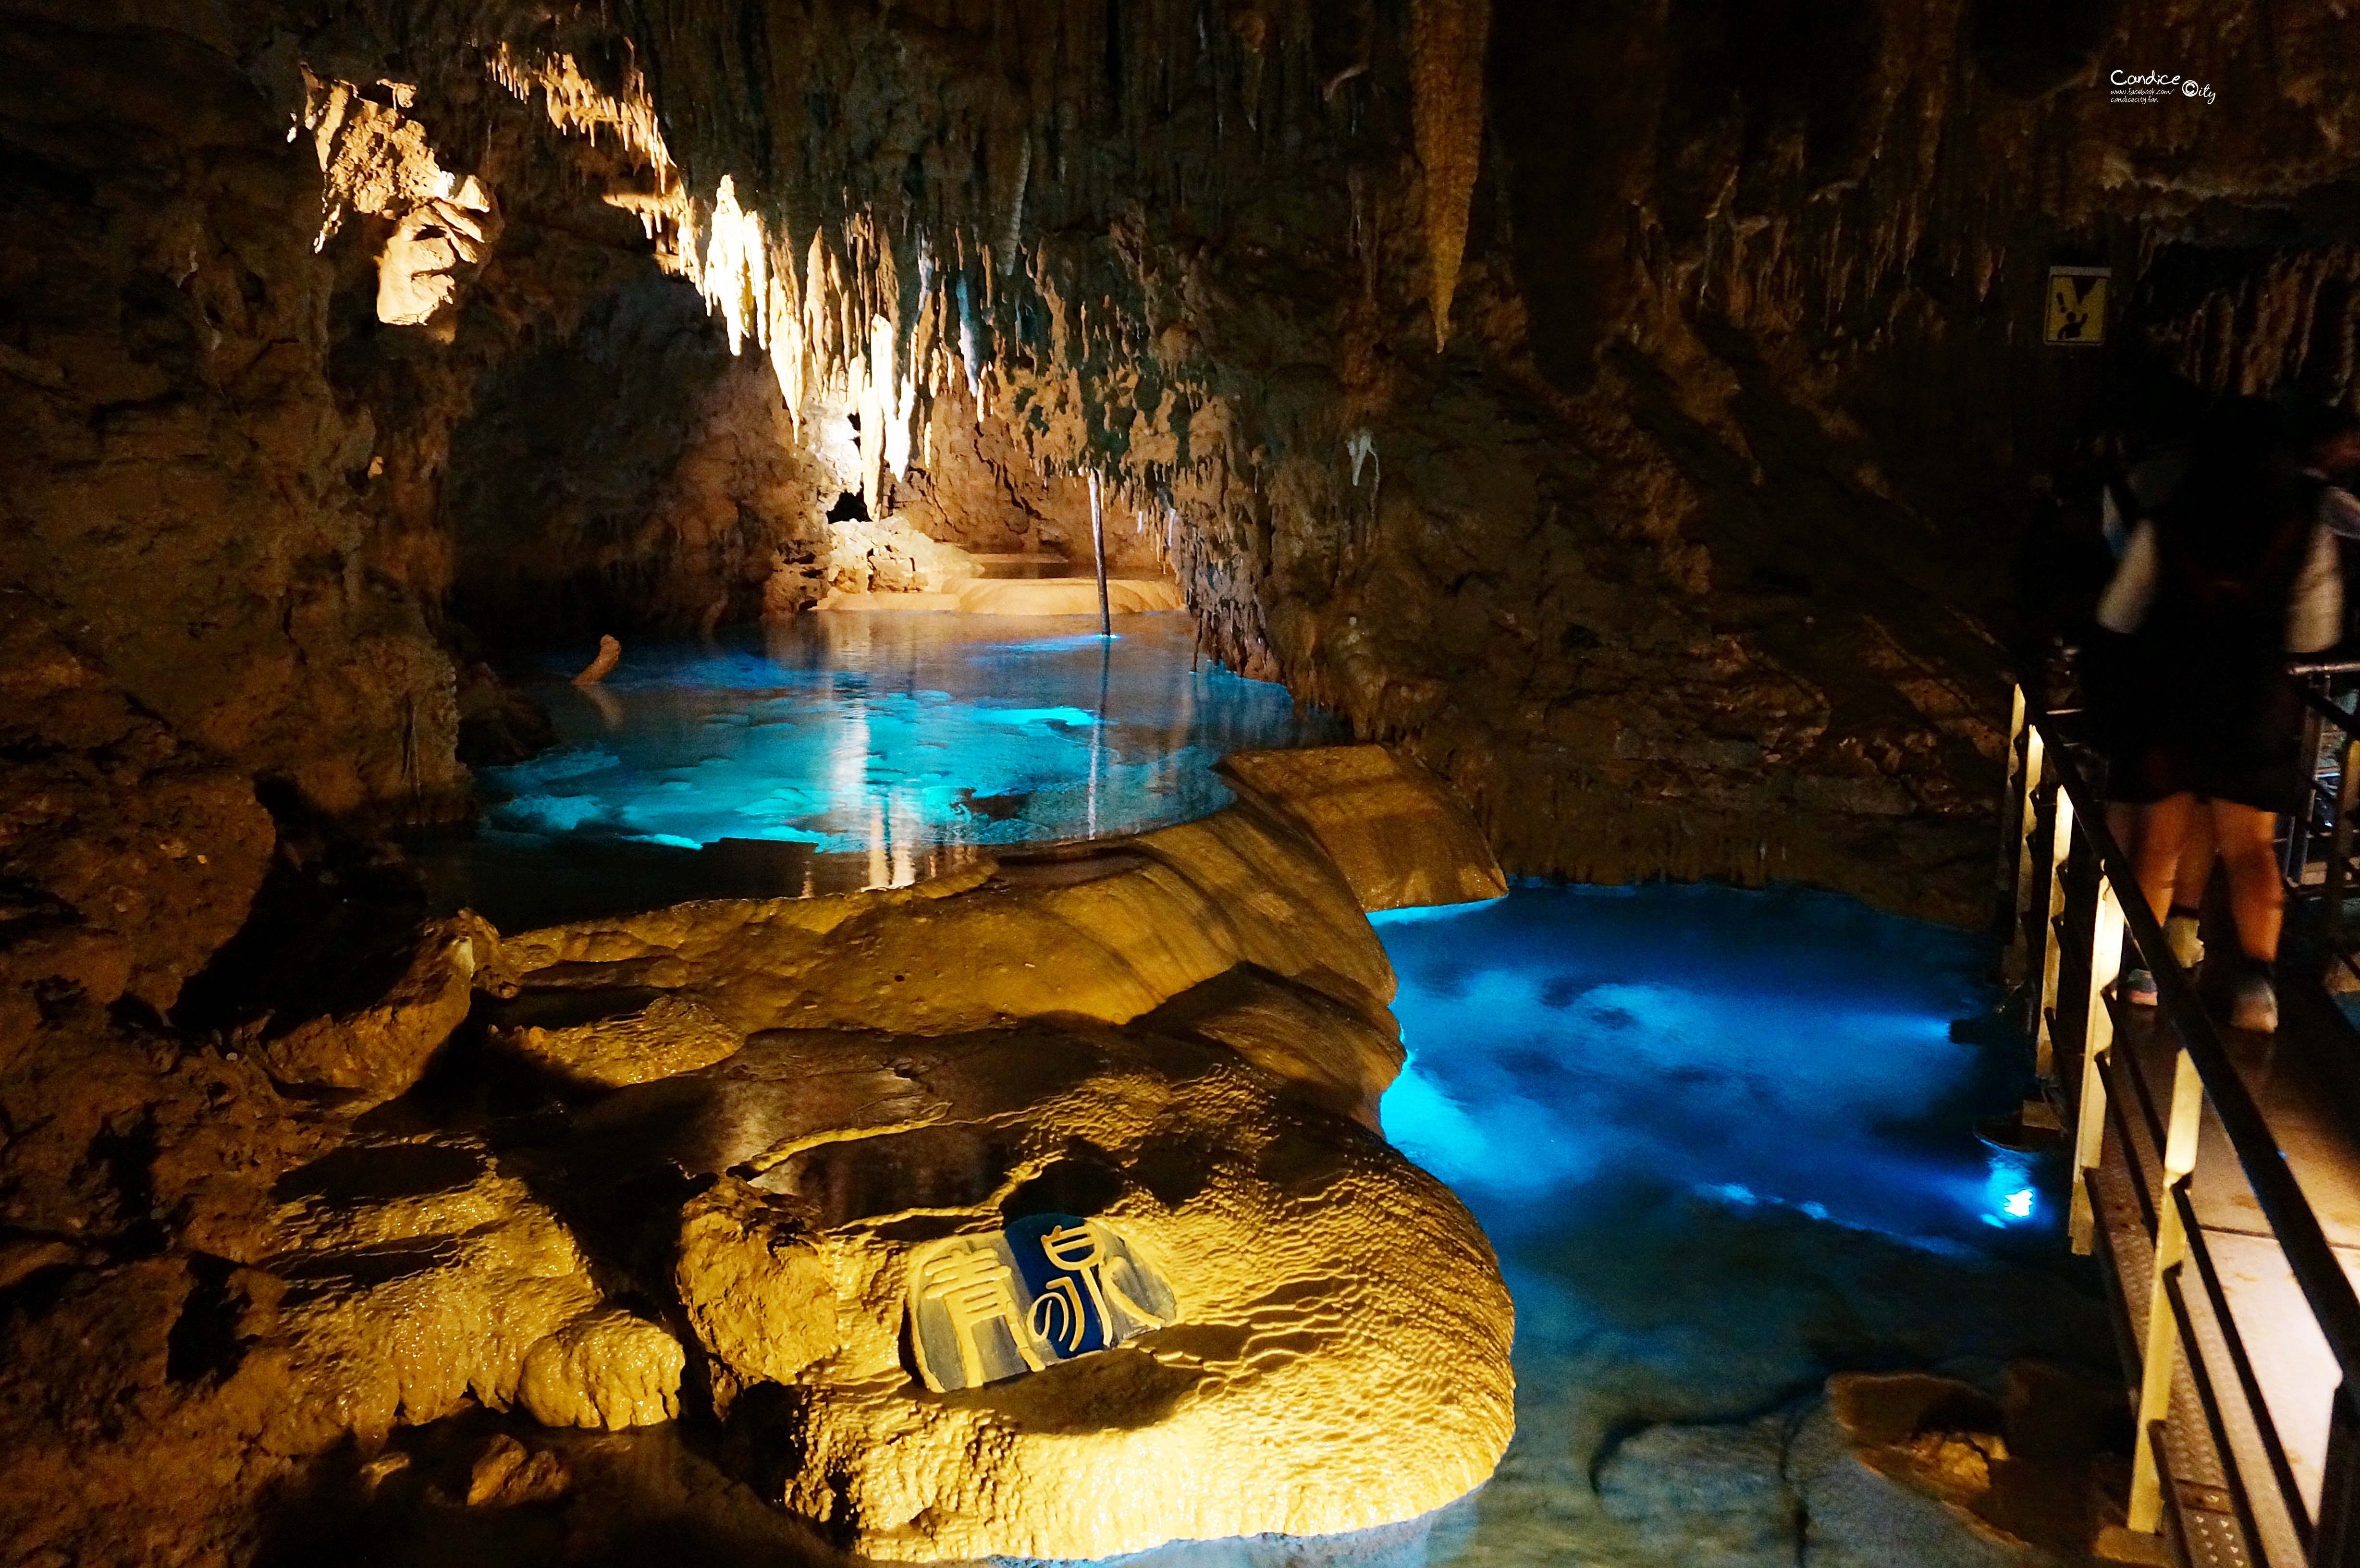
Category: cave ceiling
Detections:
[{"x1": 6, "y1": 0, "x2": 2360, "y2": 1562}]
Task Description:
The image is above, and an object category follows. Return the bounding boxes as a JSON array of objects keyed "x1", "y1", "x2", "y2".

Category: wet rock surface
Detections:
[
  {"x1": 1218, "y1": 745, "x2": 1508, "y2": 913},
  {"x1": 0, "y1": 780, "x2": 1516, "y2": 1564},
  {"x1": 487, "y1": 800, "x2": 1511, "y2": 1555},
  {"x1": 5, "y1": 0, "x2": 2343, "y2": 1557},
  {"x1": 641, "y1": 1020, "x2": 1513, "y2": 1559}
]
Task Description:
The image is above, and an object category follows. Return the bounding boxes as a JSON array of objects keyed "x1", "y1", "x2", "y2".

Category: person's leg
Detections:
[
  {"x1": 2132, "y1": 793, "x2": 2198, "y2": 925},
  {"x1": 2168, "y1": 807, "x2": 2216, "y2": 966},
  {"x1": 2105, "y1": 800, "x2": 2141, "y2": 861},
  {"x1": 2119, "y1": 793, "x2": 2196, "y2": 1004},
  {"x1": 2209, "y1": 799, "x2": 2283, "y2": 963},
  {"x1": 2209, "y1": 797, "x2": 2285, "y2": 1031}
]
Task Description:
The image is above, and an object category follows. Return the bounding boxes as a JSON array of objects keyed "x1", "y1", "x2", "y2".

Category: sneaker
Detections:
[
  {"x1": 2229, "y1": 973, "x2": 2279, "y2": 1033},
  {"x1": 2117, "y1": 967, "x2": 2160, "y2": 1006},
  {"x1": 2166, "y1": 911, "x2": 2206, "y2": 969}
]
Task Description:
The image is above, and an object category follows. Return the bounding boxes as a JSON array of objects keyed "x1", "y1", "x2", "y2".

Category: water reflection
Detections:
[{"x1": 428, "y1": 613, "x2": 1340, "y2": 923}]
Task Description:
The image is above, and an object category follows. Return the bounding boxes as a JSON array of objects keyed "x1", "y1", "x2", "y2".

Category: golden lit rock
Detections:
[
  {"x1": 252, "y1": 917, "x2": 485, "y2": 1104},
  {"x1": 516, "y1": 1310, "x2": 687, "y2": 1430},
  {"x1": 674, "y1": 1179, "x2": 841, "y2": 1414},
  {"x1": 1218, "y1": 745, "x2": 1508, "y2": 911},
  {"x1": 270, "y1": 1134, "x2": 605, "y2": 1439},
  {"x1": 621, "y1": 1019, "x2": 1515, "y2": 1560},
  {"x1": 1138, "y1": 962, "x2": 1405, "y2": 1128},
  {"x1": 505, "y1": 791, "x2": 1511, "y2": 1557},
  {"x1": 497, "y1": 802, "x2": 1390, "y2": 1039},
  {"x1": 490, "y1": 991, "x2": 744, "y2": 1088},
  {"x1": 465, "y1": 1433, "x2": 571, "y2": 1506}
]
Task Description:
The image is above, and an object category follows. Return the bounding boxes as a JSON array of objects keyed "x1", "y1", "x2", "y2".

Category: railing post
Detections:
[
  {"x1": 2036, "y1": 783, "x2": 2076, "y2": 1080},
  {"x1": 2128, "y1": 1048, "x2": 2206, "y2": 1535},
  {"x1": 2070, "y1": 877, "x2": 2125, "y2": 1255},
  {"x1": 2291, "y1": 679, "x2": 2325, "y2": 887},
  {"x1": 2320, "y1": 1383, "x2": 2360, "y2": 1568},
  {"x1": 2329, "y1": 730, "x2": 2360, "y2": 980},
  {"x1": 1998, "y1": 682, "x2": 2028, "y2": 911},
  {"x1": 2009, "y1": 727, "x2": 2047, "y2": 992}
]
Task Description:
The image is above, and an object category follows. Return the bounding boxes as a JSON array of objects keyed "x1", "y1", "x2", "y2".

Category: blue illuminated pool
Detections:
[
  {"x1": 1094, "y1": 884, "x2": 2108, "y2": 1568},
  {"x1": 425, "y1": 612, "x2": 1341, "y2": 925},
  {"x1": 1361, "y1": 883, "x2": 2108, "y2": 1568}
]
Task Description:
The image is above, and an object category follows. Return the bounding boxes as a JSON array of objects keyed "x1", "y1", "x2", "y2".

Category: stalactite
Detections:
[
  {"x1": 999, "y1": 138, "x2": 1031, "y2": 276},
  {"x1": 700, "y1": 174, "x2": 767, "y2": 354},
  {"x1": 1408, "y1": 0, "x2": 1490, "y2": 351}
]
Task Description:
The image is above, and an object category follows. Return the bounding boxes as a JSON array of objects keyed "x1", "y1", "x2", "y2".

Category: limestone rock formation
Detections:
[
  {"x1": 1828, "y1": 1364, "x2": 2125, "y2": 1554},
  {"x1": 516, "y1": 1309, "x2": 688, "y2": 1430},
  {"x1": 485, "y1": 795, "x2": 1510, "y2": 1558},
  {"x1": 1409, "y1": 0, "x2": 1492, "y2": 349},
  {"x1": 1218, "y1": 745, "x2": 1508, "y2": 912},
  {"x1": 0, "y1": 594, "x2": 276, "y2": 1029},
  {"x1": 1138, "y1": 963, "x2": 1406, "y2": 1129},
  {"x1": 269, "y1": 1132, "x2": 683, "y2": 1438},
  {"x1": 0, "y1": 22, "x2": 463, "y2": 821},
  {"x1": 577, "y1": 1009, "x2": 1510, "y2": 1559},
  {"x1": 497, "y1": 802, "x2": 1392, "y2": 1041},
  {"x1": 253, "y1": 916, "x2": 485, "y2": 1102},
  {"x1": 490, "y1": 989, "x2": 746, "y2": 1089}
]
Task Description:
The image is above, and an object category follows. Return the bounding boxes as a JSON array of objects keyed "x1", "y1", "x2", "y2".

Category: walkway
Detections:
[
  {"x1": 2089, "y1": 988, "x2": 2360, "y2": 1566},
  {"x1": 2006, "y1": 690, "x2": 2360, "y2": 1568}
]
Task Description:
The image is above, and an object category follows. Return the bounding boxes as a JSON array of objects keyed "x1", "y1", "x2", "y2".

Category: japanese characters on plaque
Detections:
[{"x1": 908, "y1": 1214, "x2": 1179, "y2": 1392}]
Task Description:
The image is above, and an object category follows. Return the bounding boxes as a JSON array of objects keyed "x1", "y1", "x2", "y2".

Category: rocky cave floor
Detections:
[
  {"x1": 17, "y1": 0, "x2": 2358, "y2": 1556},
  {"x1": 0, "y1": 615, "x2": 2127, "y2": 1568}
]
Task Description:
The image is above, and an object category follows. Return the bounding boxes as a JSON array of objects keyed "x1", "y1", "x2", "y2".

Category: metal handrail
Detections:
[
  {"x1": 2010, "y1": 687, "x2": 2360, "y2": 1564},
  {"x1": 2041, "y1": 732, "x2": 2360, "y2": 1398},
  {"x1": 2294, "y1": 682, "x2": 2360, "y2": 736},
  {"x1": 2286, "y1": 674, "x2": 2360, "y2": 979}
]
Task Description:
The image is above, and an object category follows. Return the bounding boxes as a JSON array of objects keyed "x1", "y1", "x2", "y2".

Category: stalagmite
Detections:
[
  {"x1": 1409, "y1": 0, "x2": 1492, "y2": 350},
  {"x1": 1090, "y1": 469, "x2": 1112, "y2": 637},
  {"x1": 573, "y1": 635, "x2": 621, "y2": 686}
]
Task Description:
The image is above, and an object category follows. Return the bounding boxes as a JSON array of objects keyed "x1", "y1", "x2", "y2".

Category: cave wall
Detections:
[
  {"x1": 6, "y1": 0, "x2": 2360, "y2": 1562},
  {"x1": 10, "y1": 0, "x2": 2360, "y2": 890},
  {"x1": 0, "y1": 17, "x2": 464, "y2": 819}
]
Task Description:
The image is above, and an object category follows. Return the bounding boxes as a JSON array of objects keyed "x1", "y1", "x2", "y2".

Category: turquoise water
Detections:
[
  {"x1": 431, "y1": 613, "x2": 1341, "y2": 923},
  {"x1": 1357, "y1": 884, "x2": 2104, "y2": 1568},
  {"x1": 1376, "y1": 884, "x2": 2045, "y2": 1248},
  {"x1": 1097, "y1": 884, "x2": 2106, "y2": 1568},
  {"x1": 434, "y1": 616, "x2": 2108, "y2": 1562}
]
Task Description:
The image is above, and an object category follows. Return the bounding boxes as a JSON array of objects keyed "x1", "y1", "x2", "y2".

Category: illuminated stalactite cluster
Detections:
[
  {"x1": 1408, "y1": 0, "x2": 1490, "y2": 350},
  {"x1": 398, "y1": 0, "x2": 1450, "y2": 676}
]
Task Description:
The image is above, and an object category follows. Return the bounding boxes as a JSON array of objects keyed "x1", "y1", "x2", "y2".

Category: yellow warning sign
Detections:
[{"x1": 2044, "y1": 266, "x2": 2110, "y2": 347}]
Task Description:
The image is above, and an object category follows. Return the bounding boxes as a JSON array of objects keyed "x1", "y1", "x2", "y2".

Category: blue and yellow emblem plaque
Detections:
[{"x1": 908, "y1": 1214, "x2": 1178, "y2": 1392}]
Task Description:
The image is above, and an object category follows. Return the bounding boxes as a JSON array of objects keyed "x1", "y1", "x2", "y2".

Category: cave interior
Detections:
[{"x1": 3, "y1": 0, "x2": 2358, "y2": 1563}]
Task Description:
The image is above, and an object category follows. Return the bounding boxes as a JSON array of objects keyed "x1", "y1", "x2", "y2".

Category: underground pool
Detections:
[
  {"x1": 426, "y1": 616, "x2": 2113, "y2": 1566},
  {"x1": 423, "y1": 611, "x2": 1341, "y2": 925},
  {"x1": 1095, "y1": 882, "x2": 2115, "y2": 1568}
]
